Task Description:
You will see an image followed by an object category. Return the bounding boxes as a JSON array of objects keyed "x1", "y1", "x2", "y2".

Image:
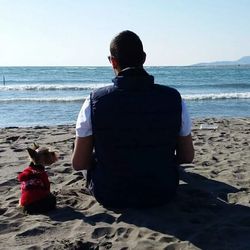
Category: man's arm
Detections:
[
  {"x1": 71, "y1": 135, "x2": 94, "y2": 170},
  {"x1": 176, "y1": 134, "x2": 194, "y2": 164}
]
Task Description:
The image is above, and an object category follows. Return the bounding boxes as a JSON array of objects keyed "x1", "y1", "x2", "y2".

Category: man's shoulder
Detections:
[
  {"x1": 91, "y1": 85, "x2": 116, "y2": 99},
  {"x1": 153, "y1": 83, "x2": 181, "y2": 97}
]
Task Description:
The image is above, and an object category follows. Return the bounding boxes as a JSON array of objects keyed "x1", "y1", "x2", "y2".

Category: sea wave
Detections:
[
  {"x1": 183, "y1": 92, "x2": 250, "y2": 100},
  {"x1": 0, "y1": 97, "x2": 86, "y2": 103},
  {"x1": 0, "y1": 83, "x2": 111, "y2": 91},
  {"x1": 0, "y1": 92, "x2": 250, "y2": 103}
]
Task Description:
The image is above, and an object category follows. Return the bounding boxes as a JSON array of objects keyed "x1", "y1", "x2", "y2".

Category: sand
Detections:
[{"x1": 0, "y1": 118, "x2": 250, "y2": 250}]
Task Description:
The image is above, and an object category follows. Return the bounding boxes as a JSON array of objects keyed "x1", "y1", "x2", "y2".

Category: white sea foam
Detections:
[
  {"x1": 183, "y1": 92, "x2": 250, "y2": 100},
  {"x1": 0, "y1": 97, "x2": 85, "y2": 103},
  {"x1": 0, "y1": 92, "x2": 249, "y2": 103},
  {"x1": 0, "y1": 83, "x2": 111, "y2": 91}
]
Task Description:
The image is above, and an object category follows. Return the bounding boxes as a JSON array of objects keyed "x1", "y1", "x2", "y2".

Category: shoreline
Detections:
[
  {"x1": 1, "y1": 116, "x2": 249, "y2": 129},
  {"x1": 0, "y1": 118, "x2": 250, "y2": 249}
]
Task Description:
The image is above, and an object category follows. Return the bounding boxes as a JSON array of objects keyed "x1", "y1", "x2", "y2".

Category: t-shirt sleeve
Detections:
[
  {"x1": 76, "y1": 96, "x2": 93, "y2": 137},
  {"x1": 179, "y1": 100, "x2": 192, "y2": 136}
]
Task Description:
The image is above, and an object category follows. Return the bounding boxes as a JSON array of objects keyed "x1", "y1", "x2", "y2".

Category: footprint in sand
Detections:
[
  {"x1": 0, "y1": 208, "x2": 7, "y2": 215},
  {"x1": 6, "y1": 136, "x2": 20, "y2": 142},
  {"x1": 91, "y1": 226, "x2": 115, "y2": 239}
]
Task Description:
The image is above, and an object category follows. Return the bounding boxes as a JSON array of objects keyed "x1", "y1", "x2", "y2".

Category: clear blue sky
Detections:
[{"x1": 0, "y1": 0, "x2": 250, "y2": 66}]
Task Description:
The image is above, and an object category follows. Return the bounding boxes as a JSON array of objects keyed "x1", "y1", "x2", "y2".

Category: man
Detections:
[{"x1": 72, "y1": 30, "x2": 194, "y2": 208}]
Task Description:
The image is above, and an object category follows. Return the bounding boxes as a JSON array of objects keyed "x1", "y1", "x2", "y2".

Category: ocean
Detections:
[{"x1": 0, "y1": 66, "x2": 249, "y2": 128}]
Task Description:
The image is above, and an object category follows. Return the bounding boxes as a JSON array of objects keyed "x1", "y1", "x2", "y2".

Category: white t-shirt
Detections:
[{"x1": 76, "y1": 96, "x2": 192, "y2": 138}]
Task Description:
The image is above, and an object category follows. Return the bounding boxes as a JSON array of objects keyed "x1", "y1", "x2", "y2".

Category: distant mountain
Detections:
[{"x1": 193, "y1": 56, "x2": 250, "y2": 66}]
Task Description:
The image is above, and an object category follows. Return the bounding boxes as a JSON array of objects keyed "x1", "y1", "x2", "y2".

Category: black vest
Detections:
[{"x1": 90, "y1": 68, "x2": 182, "y2": 208}]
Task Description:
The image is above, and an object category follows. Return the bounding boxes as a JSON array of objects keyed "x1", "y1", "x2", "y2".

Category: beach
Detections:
[{"x1": 0, "y1": 118, "x2": 250, "y2": 250}]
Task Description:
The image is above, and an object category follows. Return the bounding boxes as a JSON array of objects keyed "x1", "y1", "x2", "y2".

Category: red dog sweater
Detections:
[{"x1": 18, "y1": 163, "x2": 50, "y2": 206}]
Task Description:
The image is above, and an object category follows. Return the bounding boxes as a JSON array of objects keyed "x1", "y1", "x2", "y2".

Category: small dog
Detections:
[{"x1": 18, "y1": 143, "x2": 58, "y2": 214}]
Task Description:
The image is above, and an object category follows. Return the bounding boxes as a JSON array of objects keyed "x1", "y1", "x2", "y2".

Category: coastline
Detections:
[
  {"x1": 0, "y1": 118, "x2": 250, "y2": 249},
  {"x1": 1, "y1": 66, "x2": 250, "y2": 128}
]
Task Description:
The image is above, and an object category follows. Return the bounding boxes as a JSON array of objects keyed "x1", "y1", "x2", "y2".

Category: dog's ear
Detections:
[
  {"x1": 33, "y1": 143, "x2": 39, "y2": 150},
  {"x1": 27, "y1": 148, "x2": 38, "y2": 162}
]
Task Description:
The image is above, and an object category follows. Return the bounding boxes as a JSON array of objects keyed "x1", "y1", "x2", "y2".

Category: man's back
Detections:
[{"x1": 90, "y1": 68, "x2": 182, "y2": 208}]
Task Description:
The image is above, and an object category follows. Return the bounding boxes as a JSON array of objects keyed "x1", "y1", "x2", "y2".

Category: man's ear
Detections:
[
  {"x1": 27, "y1": 148, "x2": 38, "y2": 161},
  {"x1": 111, "y1": 57, "x2": 119, "y2": 69}
]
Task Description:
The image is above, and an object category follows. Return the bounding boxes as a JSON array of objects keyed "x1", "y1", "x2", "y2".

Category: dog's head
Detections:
[{"x1": 27, "y1": 143, "x2": 58, "y2": 166}]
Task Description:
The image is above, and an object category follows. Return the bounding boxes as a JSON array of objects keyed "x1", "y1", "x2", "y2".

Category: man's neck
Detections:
[
  {"x1": 114, "y1": 66, "x2": 144, "y2": 76},
  {"x1": 117, "y1": 67, "x2": 146, "y2": 77}
]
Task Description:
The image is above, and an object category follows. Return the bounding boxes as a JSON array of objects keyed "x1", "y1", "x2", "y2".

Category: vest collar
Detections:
[{"x1": 112, "y1": 67, "x2": 154, "y2": 90}]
